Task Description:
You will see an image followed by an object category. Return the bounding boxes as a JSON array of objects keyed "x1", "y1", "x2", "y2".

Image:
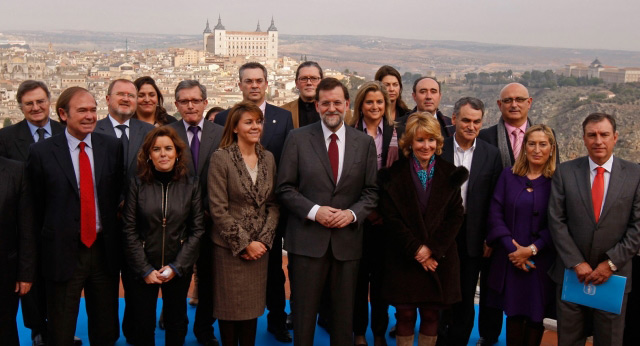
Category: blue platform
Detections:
[{"x1": 17, "y1": 300, "x2": 507, "y2": 345}]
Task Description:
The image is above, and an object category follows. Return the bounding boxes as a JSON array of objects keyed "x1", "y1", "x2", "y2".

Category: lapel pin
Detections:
[{"x1": 273, "y1": 119, "x2": 277, "y2": 123}]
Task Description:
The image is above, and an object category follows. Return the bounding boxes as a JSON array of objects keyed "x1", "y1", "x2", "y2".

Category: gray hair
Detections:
[
  {"x1": 453, "y1": 97, "x2": 485, "y2": 118},
  {"x1": 175, "y1": 80, "x2": 207, "y2": 100}
]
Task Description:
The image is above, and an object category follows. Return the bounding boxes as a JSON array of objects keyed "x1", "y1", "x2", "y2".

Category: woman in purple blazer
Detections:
[{"x1": 486, "y1": 124, "x2": 557, "y2": 346}]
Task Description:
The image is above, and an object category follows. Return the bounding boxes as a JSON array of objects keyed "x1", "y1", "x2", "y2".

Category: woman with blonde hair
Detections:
[
  {"x1": 486, "y1": 124, "x2": 557, "y2": 346},
  {"x1": 379, "y1": 113, "x2": 467, "y2": 346}
]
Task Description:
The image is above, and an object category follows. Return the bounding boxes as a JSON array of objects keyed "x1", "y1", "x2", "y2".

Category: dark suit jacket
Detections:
[
  {"x1": 168, "y1": 119, "x2": 224, "y2": 211},
  {"x1": 548, "y1": 156, "x2": 640, "y2": 292},
  {"x1": 275, "y1": 122, "x2": 379, "y2": 261},
  {"x1": 0, "y1": 119, "x2": 64, "y2": 162},
  {"x1": 396, "y1": 108, "x2": 454, "y2": 139},
  {"x1": 215, "y1": 103, "x2": 293, "y2": 165},
  {"x1": 26, "y1": 132, "x2": 124, "y2": 282},
  {"x1": 0, "y1": 157, "x2": 36, "y2": 284},
  {"x1": 441, "y1": 137, "x2": 503, "y2": 257},
  {"x1": 94, "y1": 117, "x2": 154, "y2": 178}
]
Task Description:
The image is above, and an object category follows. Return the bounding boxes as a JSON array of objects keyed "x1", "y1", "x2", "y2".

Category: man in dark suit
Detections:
[
  {"x1": 214, "y1": 62, "x2": 294, "y2": 341},
  {"x1": 549, "y1": 113, "x2": 640, "y2": 346},
  {"x1": 168, "y1": 80, "x2": 223, "y2": 346},
  {"x1": 276, "y1": 77, "x2": 378, "y2": 345},
  {"x1": 93, "y1": 79, "x2": 154, "y2": 344},
  {"x1": 0, "y1": 80, "x2": 64, "y2": 346},
  {"x1": 0, "y1": 157, "x2": 36, "y2": 346},
  {"x1": 396, "y1": 77, "x2": 453, "y2": 138},
  {"x1": 440, "y1": 97, "x2": 502, "y2": 346},
  {"x1": 27, "y1": 87, "x2": 124, "y2": 346},
  {"x1": 94, "y1": 79, "x2": 154, "y2": 178}
]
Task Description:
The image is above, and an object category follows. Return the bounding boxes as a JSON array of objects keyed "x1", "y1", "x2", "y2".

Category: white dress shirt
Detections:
[
  {"x1": 182, "y1": 117, "x2": 205, "y2": 145},
  {"x1": 453, "y1": 137, "x2": 476, "y2": 211},
  {"x1": 65, "y1": 130, "x2": 102, "y2": 232},
  {"x1": 107, "y1": 115, "x2": 130, "y2": 138}
]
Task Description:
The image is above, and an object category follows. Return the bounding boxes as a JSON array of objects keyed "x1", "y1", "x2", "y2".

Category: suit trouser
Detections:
[
  {"x1": 0, "y1": 265, "x2": 19, "y2": 346},
  {"x1": 478, "y1": 255, "x2": 504, "y2": 341},
  {"x1": 623, "y1": 255, "x2": 640, "y2": 346},
  {"x1": 122, "y1": 266, "x2": 193, "y2": 346},
  {"x1": 46, "y1": 236, "x2": 120, "y2": 346},
  {"x1": 447, "y1": 250, "x2": 482, "y2": 346},
  {"x1": 194, "y1": 235, "x2": 217, "y2": 340},
  {"x1": 266, "y1": 220, "x2": 287, "y2": 325},
  {"x1": 557, "y1": 285, "x2": 627, "y2": 346},
  {"x1": 353, "y1": 223, "x2": 389, "y2": 337},
  {"x1": 289, "y1": 248, "x2": 359, "y2": 346}
]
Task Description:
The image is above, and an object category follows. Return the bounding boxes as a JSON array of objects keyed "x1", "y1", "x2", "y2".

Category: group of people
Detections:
[{"x1": 0, "y1": 60, "x2": 639, "y2": 346}]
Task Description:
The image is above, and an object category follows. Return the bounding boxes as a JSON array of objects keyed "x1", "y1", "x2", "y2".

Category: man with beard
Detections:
[
  {"x1": 94, "y1": 79, "x2": 154, "y2": 344},
  {"x1": 276, "y1": 77, "x2": 378, "y2": 345}
]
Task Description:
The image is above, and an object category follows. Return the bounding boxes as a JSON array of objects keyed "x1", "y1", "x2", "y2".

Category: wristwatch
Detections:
[
  {"x1": 607, "y1": 259, "x2": 618, "y2": 272},
  {"x1": 529, "y1": 245, "x2": 538, "y2": 256}
]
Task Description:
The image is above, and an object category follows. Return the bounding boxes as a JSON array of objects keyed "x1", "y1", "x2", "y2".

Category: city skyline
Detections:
[{"x1": 1, "y1": 0, "x2": 639, "y2": 52}]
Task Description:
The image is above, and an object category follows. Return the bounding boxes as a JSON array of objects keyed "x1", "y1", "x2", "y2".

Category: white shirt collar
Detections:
[
  {"x1": 453, "y1": 136, "x2": 476, "y2": 152},
  {"x1": 182, "y1": 117, "x2": 205, "y2": 131},
  {"x1": 258, "y1": 101, "x2": 267, "y2": 117},
  {"x1": 320, "y1": 120, "x2": 346, "y2": 143},
  {"x1": 107, "y1": 114, "x2": 130, "y2": 128},
  {"x1": 65, "y1": 128, "x2": 92, "y2": 150},
  {"x1": 589, "y1": 155, "x2": 614, "y2": 173}
]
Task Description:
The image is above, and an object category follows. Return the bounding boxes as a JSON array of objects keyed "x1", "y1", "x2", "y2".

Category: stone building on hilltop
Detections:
[{"x1": 203, "y1": 16, "x2": 278, "y2": 59}]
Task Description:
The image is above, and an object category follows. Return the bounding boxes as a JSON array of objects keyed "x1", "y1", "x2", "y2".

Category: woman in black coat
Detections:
[
  {"x1": 122, "y1": 126, "x2": 204, "y2": 345},
  {"x1": 379, "y1": 113, "x2": 467, "y2": 346}
]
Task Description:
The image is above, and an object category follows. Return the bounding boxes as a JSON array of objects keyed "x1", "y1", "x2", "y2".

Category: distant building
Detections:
[
  {"x1": 558, "y1": 58, "x2": 640, "y2": 84},
  {"x1": 202, "y1": 16, "x2": 278, "y2": 59}
]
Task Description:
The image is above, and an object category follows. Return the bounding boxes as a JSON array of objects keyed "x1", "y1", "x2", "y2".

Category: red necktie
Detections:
[
  {"x1": 79, "y1": 142, "x2": 96, "y2": 247},
  {"x1": 592, "y1": 166, "x2": 605, "y2": 223},
  {"x1": 328, "y1": 133, "x2": 339, "y2": 182}
]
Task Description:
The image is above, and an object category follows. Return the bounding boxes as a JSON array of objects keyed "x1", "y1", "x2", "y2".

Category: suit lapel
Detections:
[
  {"x1": 309, "y1": 123, "x2": 335, "y2": 185},
  {"x1": 261, "y1": 104, "x2": 275, "y2": 149},
  {"x1": 599, "y1": 157, "x2": 625, "y2": 222},
  {"x1": 573, "y1": 157, "x2": 595, "y2": 223},
  {"x1": 173, "y1": 122, "x2": 195, "y2": 174},
  {"x1": 127, "y1": 120, "x2": 143, "y2": 169},
  {"x1": 52, "y1": 134, "x2": 79, "y2": 195},
  {"x1": 91, "y1": 134, "x2": 105, "y2": 186},
  {"x1": 198, "y1": 122, "x2": 216, "y2": 176},
  {"x1": 15, "y1": 120, "x2": 33, "y2": 160},
  {"x1": 468, "y1": 141, "x2": 488, "y2": 192},
  {"x1": 95, "y1": 118, "x2": 117, "y2": 137},
  {"x1": 381, "y1": 122, "x2": 393, "y2": 164}
]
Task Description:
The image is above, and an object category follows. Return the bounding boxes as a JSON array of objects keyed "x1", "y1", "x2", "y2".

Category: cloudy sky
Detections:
[{"x1": 2, "y1": 0, "x2": 639, "y2": 52}]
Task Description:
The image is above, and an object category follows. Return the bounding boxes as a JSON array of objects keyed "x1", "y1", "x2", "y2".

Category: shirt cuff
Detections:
[
  {"x1": 307, "y1": 205, "x2": 320, "y2": 221},
  {"x1": 348, "y1": 209, "x2": 357, "y2": 223},
  {"x1": 169, "y1": 264, "x2": 181, "y2": 277}
]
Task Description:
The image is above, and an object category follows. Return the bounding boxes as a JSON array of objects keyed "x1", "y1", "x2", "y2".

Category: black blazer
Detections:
[
  {"x1": 94, "y1": 117, "x2": 155, "y2": 178},
  {"x1": 396, "y1": 108, "x2": 454, "y2": 139},
  {"x1": 354, "y1": 119, "x2": 395, "y2": 166},
  {"x1": 215, "y1": 103, "x2": 294, "y2": 165},
  {"x1": 27, "y1": 132, "x2": 124, "y2": 282},
  {"x1": 441, "y1": 137, "x2": 502, "y2": 257},
  {"x1": 0, "y1": 119, "x2": 64, "y2": 162},
  {"x1": 0, "y1": 157, "x2": 36, "y2": 284}
]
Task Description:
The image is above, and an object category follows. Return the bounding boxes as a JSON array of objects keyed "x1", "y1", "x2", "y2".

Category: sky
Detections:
[{"x1": 1, "y1": 0, "x2": 639, "y2": 52}]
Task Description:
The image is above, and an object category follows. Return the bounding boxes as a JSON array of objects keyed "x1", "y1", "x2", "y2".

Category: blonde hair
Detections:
[
  {"x1": 398, "y1": 112, "x2": 444, "y2": 158},
  {"x1": 511, "y1": 124, "x2": 557, "y2": 178},
  {"x1": 348, "y1": 81, "x2": 393, "y2": 127}
]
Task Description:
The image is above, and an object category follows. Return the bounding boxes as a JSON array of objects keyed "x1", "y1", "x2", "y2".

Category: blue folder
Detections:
[{"x1": 561, "y1": 268, "x2": 626, "y2": 314}]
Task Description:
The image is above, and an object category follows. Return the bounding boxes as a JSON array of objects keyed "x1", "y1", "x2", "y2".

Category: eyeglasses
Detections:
[
  {"x1": 297, "y1": 77, "x2": 321, "y2": 83},
  {"x1": 176, "y1": 99, "x2": 204, "y2": 106},
  {"x1": 500, "y1": 97, "x2": 529, "y2": 104},
  {"x1": 113, "y1": 92, "x2": 136, "y2": 99},
  {"x1": 21, "y1": 99, "x2": 49, "y2": 108},
  {"x1": 319, "y1": 101, "x2": 345, "y2": 108}
]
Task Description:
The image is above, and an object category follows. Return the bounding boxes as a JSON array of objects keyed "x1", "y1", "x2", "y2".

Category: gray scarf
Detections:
[{"x1": 496, "y1": 117, "x2": 532, "y2": 168}]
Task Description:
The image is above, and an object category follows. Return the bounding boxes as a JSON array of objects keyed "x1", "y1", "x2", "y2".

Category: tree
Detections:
[{"x1": 3, "y1": 118, "x2": 11, "y2": 128}]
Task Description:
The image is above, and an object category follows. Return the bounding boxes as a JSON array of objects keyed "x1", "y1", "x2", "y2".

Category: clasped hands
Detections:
[
  {"x1": 144, "y1": 265, "x2": 176, "y2": 284},
  {"x1": 241, "y1": 241, "x2": 268, "y2": 261},
  {"x1": 316, "y1": 206, "x2": 354, "y2": 229},
  {"x1": 415, "y1": 245, "x2": 438, "y2": 272},
  {"x1": 509, "y1": 239, "x2": 536, "y2": 272},
  {"x1": 574, "y1": 261, "x2": 613, "y2": 285}
]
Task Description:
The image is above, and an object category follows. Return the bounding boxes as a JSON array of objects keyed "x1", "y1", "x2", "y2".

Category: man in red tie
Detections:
[
  {"x1": 27, "y1": 87, "x2": 124, "y2": 346},
  {"x1": 549, "y1": 112, "x2": 640, "y2": 346},
  {"x1": 276, "y1": 78, "x2": 378, "y2": 345}
]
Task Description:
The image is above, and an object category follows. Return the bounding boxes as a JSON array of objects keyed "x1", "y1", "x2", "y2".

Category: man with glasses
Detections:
[
  {"x1": 282, "y1": 61, "x2": 324, "y2": 128},
  {"x1": 169, "y1": 80, "x2": 224, "y2": 346},
  {"x1": 0, "y1": 80, "x2": 64, "y2": 346},
  {"x1": 276, "y1": 77, "x2": 378, "y2": 346},
  {"x1": 215, "y1": 63, "x2": 294, "y2": 342}
]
